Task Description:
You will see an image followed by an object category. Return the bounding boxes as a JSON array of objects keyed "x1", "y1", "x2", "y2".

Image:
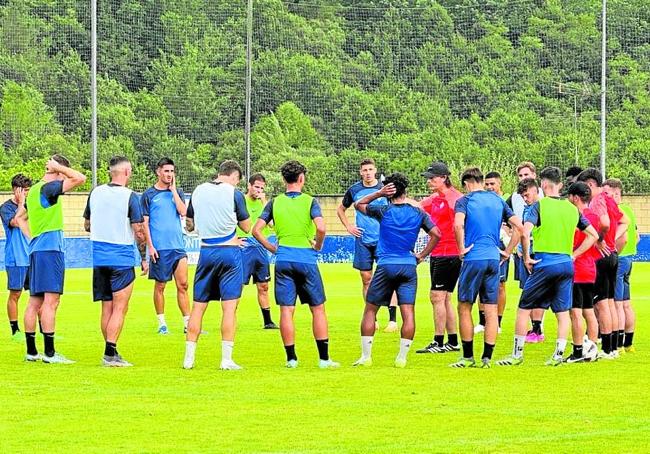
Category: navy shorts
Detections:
[
  {"x1": 93, "y1": 266, "x2": 135, "y2": 301},
  {"x1": 594, "y1": 253, "x2": 618, "y2": 302},
  {"x1": 193, "y1": 246, "x2": 243, "y2": 303},
  {"x1": 353, "y1": 240, "x2": 377, "y2": 271},
  {"x1": 367, "y1": 264, "x2": 417, "y2": 306},
  {"x1": 149, "y1": 249, "x2": 187, "y2": 282},
  {"x1": 516, "y1": 255, "x2": 532, "y2": 289},
  {"x1": 458, "y1": 260, "x2": 500, "y2": 304},
  {"x1": 242, "y1": 246, "x2": 271, "y2": 284},
  {"x1": 572, "y1": 282, "x2": 595, "y2": 310},
  {"x1": 6, "y1": 265, "x2": 29, "y2": 291},
  {"x1": 29, "y1": 251, "x2": 65, "y2": 296},
  {"x1": 615, "y1": 256, "x2": 632, "y2": 302},
  {"x1": 499, "y1": 257, "x2": 510, "y2": 283},
  {"x1": 429, "y1": 256, "x2": 461, "y2": 292},
  {"x1": 274, "y1": 261, "x2": 325, "y2": 306},
  {"x1": 519, "y1": 261, "x2": 574, "y2": 313}
]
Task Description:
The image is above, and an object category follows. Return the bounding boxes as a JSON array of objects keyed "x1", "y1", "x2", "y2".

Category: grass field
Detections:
[{"x1": 1, "y1": 263, "x2": 649, "y2": 453}]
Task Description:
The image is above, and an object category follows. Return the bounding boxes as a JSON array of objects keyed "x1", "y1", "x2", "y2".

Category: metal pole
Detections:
[
  {"x1": 91, "y1": 0, "x2": 98, "y2": 188},
  {"x1": 244, "y1": 0, "x2": 253, "y2": 181},
  {"x1": 600, "y1": 0, "x2": 607, "y2": 178},
  {"x1": 574, "y1": 96, "x2": 578, "y2": 164}
]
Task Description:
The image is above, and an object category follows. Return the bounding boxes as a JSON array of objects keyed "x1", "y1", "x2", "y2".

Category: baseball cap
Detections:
[{"x1": 421, "y1": 162, "x2": 451, "y2": 178}]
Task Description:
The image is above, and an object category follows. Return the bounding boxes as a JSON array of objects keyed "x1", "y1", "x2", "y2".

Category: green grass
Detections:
[{"x1": 1, "y1": 263, "x2": 649, "y2": 453}]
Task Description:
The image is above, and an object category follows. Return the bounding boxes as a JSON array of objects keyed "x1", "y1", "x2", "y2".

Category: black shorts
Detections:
[
  {"x1": 429, "y1": 256, "x2": 461, "y2": 292},
  {"x1": 572, "y1": 282, "x2": 595, "y2": 310},
  {"x1": 594, "y1": 253, "x2": 618, "y2": 302}
]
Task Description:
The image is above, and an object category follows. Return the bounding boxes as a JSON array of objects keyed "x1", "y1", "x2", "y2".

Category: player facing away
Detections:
[
  {"x1": 141, "y1": 157, "x2": 190, "y2": 335},
  {"x1": 1, "y1": 174, "x2": 32, "y2": 340},
  {"x1": 577, "y1": 168, "x2": 629, "y2": 358},
  {"x1": 83, "y1": 156, "x2": 148, "y2": 367},
  {"x1": 183, "y1": 160, "x2": 250, "y2": 370},
  {"x1": 253, "y1": 160, "x2": 339, "y2": 369},
  {"x1": 23, "y1": 155, "x2": 86, "y2": 363},
  {"x1": 603, "y1": 178, "x2": 638, "y2": 353},
  {"x1": 497, "y1": 167, "x2": 598, "y2": 367},
  {"x1": 352, "y1": 173, "x2": 441, "y2": 368},
  {"x1": 337, "y1": 158, "x2": 398, "y2": 333},
  {"x1": 450, "y1": 167, "x2": 523, "y2": 369},
  {"x1": 416, "y1": 162, "x2": 462, "y2": 354},
  {"x1": 236, "y1": 173, "x2": 278, "y2": 329}
]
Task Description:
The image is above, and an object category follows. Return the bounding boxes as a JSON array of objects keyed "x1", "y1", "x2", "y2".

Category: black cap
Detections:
[{"x1": 421, "y1": 162, "x2": 450, "y2": 178}]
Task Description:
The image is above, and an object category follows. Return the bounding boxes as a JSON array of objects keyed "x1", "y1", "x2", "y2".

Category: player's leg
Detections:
[
  {"x1": 594, "y1": 256, "x2": 614, "y2": 356},
  {"x1": 450, "y1": 261, "x2": 481, "y2": 367},
  {"x1": 217, "y1": 247, "x2": 245, "y2": 370},
  {"x1": 568, "y1": 284, "x2": 585, "y2": 363},
  {"x1": 617, "y1": 257, "x2": 635, "y2": 351},
  {"x1": 102, "y1": 267, "x2": 137, "y2": 366},
  {"x1": 623, "y1": 299, "x2": 636, "y2": 352},
  {"x1": 257, "y1": 281, "x2": 277, "y2": 328},
  {"x1": 355, "y1": 265, "x2": 391, "y2": 366},
  {"x1": 219, "y1": 298, "x2": 241, "y2": 370},
  {"x1": 23, "y1": 294, "x2": 43, "y2": 361},
  {"x1": 101, "y1": 300, "x2": 112, "y2": 342},
  {"x1": 183, "y1": 301, "x2": 208, "y2": 369},
  {"x1": 275, "y1": 261, "x2": 299, "y2": 367},
  {"x1": 497, "y1": 282, "x2": 506, "y2": 332},
  {"x1": 39, "y1": 291, "x2": 61, "y2": 360},
  {"x1": 153, "y1": 280, "x2": 168, "y2": 334},
  {"x1": 7, "y1": 289, "x2": 22, "y2": 337},
  {"x1": 528, "y1": 308, "x2": 545, "y2": 342},
  {"x1": 385, "y1": 292, "x2": 398, "y2": 333},
  {"x1": 477, "y1": 260, "x2": 500, "y2": 367},
  {"x1": 475, "y1": 302, "x2": 486, "y2": 333},
  {"x1": 394, "y1": 266, "x2": 417, "y2": 368},
  {"x1": 546, "y1": 264, "x2": 573, "y2": 365},
  {"x1": 444, "y1": 292, "x2": 459, "y2": 350},
  {"x1": 104, "y1": 282, "x2": 134, "y2": 351},
  {"x1": 606, "y1": 254, "x2": 620, "y2": 354},
  {"x1": 173, "y1": 256, "x2": 191, "y2": 331},
  {"x1": 300, "y1": 264, "x2": 336, "y2": 369}
]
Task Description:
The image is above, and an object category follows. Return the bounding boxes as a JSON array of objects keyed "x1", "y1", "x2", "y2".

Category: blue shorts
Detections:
[
  {"x1": 242, "y1": 246, "x2": 271, "y2": 284},
  {"x1": 519, "y1": 261, "x2": 574, "y2": 313},
  {"x1": 615, "y1": 256, "x2": 633, "y2": 302},
  {"x1": 93, "y1": 266, "x2": 135, "y2": 301},
  {"x1": 499, "y1": 257, "x2": 510, "y2": 283},
  {"x1": 366, "y1": 264, "x2": 417, "y2": 306},
  {"x1": 458, "y1": 260, "x2": 500, "y2": 304},
  {"x1": 274, "y1": 261, "x2": 325, "y2": 306},
  {"x1": 6, "y1": 266, "x2": 29, "y2": 291},
  {"x1": 29, "y1": 251, "x2": 65, "y2": 296},
  {"x1": 516, "y1": 255, "x2": 531, "y2": 289},
  {"x1": 193, "y1": 246, "x2": 243, "y2": 303},
  {"x1": 149, "y1": 249, "x2": 187, "y2": 282},
  {"x1": 353, "y1": 240, "x2": 377, "y2": 271}
]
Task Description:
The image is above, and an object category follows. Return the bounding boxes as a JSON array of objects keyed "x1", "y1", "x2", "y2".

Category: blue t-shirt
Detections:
[
  {"x1": 29, "y1": 180, "x2": 65, "y2": 253},
  {"x1": 0, "y1": 199, "x2": 30, "y2": 267},
  {"x1": 366, "y1": 203, "x2": 435, "y2": 266},
  {"x1": 141, "y1": 186, "x2": 186, "y2": 251},
  {"x1": 342, "y1": 181, "x2": 387, "y2": 245},
  {"x1": 259, "y1": 192, "x2": 322, "y2": 264},
  {"x1": 455, "y1": 190, "x2": 514, "y2": 261}
]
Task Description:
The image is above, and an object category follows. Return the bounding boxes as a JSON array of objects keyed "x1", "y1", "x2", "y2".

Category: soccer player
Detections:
[
  {"x1": 603, "y1": 178, "x2": 638, "y2": 353},
  {"x1": 1, "y1": 174, "x2": 32, "y2": 339},
  {"x1": 577, "y1": 168, "x2": 628, "y2": 358},
  {"x1": 83, "y1": 156, "x2": 148, "y2": 367},
  {"x1": 497, "y1": 167, "x2": 598, "y2": 367},
  {"x1": 416, "y1": 162, "x2": 462, "y2": 354},
  {"x1": 562, "y1": 166, "x2": 583, "y2": 196},
  {"x1": 253, "y1": 160, "x2": 339, "y2": 369},
  {"x1": 183, "y1": 160, "x2": 250, "y2": 370},
  {"x1": 236, "y1": 173, "x2": 278, "y2": 329},
  {"x1": 450, "y1": 168, "x2": 522, "y2": 369},
  {"x1": 23, "y1": 155, "x2": 86, "y2": 363},
  {"x1": 141, "y1": 157, "x2": 190, "y2": 335},
  {"x1": 352, "y1": 173, "x2": 440, "y2": 368},
  {"x1": 337, "y1": 158, "x2": 398, "y2": 332},
  {"x1": 566, "y1": 182, "x2": 601, "y2": 363}
]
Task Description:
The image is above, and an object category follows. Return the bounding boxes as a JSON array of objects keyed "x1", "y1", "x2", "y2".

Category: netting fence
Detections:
[{"x1": 1, "y1": 0, "x2": 649, "y2": 195}]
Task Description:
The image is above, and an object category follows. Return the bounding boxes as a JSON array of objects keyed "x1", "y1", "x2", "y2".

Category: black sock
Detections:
[
  {"x1": 482, "y1": 342, "x2": 494, "y2": 360},
  {"x1": 315, "y1": 338, "x2": 329, "y2": 361},
  {"x1": 284, "y1": 344, "x2": 297, "y2": 362},
  {"x1": 104, "y1": 342, "x2": 117, "y2": 357},
  {"x1": 25, "y1": 332, "x2": 38, "y2": 356},
  {"x1": 10, "y1": 320, "x2": 19, "y2": 335},
  {"x1": 602, "y1": 333, "x2": 612, "y2": 354},
  {"x1": 38, "y1": 320, "x2": 43, "y2": 334},
  {"x1": 532, "y1": 320, "x2": 542, "y2": 335},
  {"x1": 478, "y1": 311, "x2": 486, "y2": 326},
  {"x1": 618, "y1": 330, "x2": 625, "y2": 349},
  {"x1": 43, "y1": 332, "x2": 55, "y2": 357},
  {"x1": 498, "y1": 315, "x2": 503, "y2": 328},
  {"x1": 261, "y1": 307, "x2": 273, "y2": 325},
  {"x1": 624, "y1": 332, "x2": 634, "y2": 348},
  {"x1": 447, "y1": 333, "x2": 458, "y2": 347},
  {"x1": 388, "y1": 306, "x2": 397, "y2": 323},
  {"x1": 572, "y1": 344, "x2": 583, "y2": 358},
  {"x1": 611, "y1": 331, "x2": 618, "y2": 351},
  {"x1": 434, "y1": 335, "x2": 444, "y2": 346},
  {"x1": 461, "y1": 340, "x2": 473, "y2": 359}
]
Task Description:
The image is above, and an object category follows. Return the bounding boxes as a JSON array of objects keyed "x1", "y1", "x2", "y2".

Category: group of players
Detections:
[{"x1": 1, "y1": 154, "x2": 639, "y2": 369}]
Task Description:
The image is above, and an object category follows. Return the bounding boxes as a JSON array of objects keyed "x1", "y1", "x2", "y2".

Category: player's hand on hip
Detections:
[
  {"x1": 347, "y1": 225, "x2": 363, "y2": 237},
  {"x1": 595, "y1": 240, "x2": 611, "y2": 257},
  {"x1": 524, "y1": 257, "x2": 540, "y2": 273},
  {"x1": 459, "y1": 244, "x2": 474, "y2": 260}
]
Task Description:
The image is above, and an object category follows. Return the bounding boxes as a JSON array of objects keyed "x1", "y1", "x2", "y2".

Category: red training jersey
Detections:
[
  {"x1": 420, "y1": 187, "x2": 463, "y2": 256},
  {"x1": 589, "y1": 192, "x2": 623, "y2": 251},
  {"x1": 573, "y1": 208, "x2": 601, "y2": 284}
]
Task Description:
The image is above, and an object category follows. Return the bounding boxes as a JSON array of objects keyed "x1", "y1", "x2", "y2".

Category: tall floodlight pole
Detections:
[
  {"x1": 91, "y1": 0, "x2": 98, "y2": 187},
  {"x1": 600, "y1": 0, "x2": 607, "y2": 178},
  {"x1": 244, "y1": 0, "x2": 253, "y2": 180}
]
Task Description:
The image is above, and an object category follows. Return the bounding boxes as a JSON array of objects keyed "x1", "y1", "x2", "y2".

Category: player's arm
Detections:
[
  {"x1": 47, "y1": 158, "x2": 87, "y2": 193},
  {"x1": 82, "y1": 193, "x2": 91, "y2": 233},
  {"x1": 416, "y1": 213, "x2": 441, "y2": 263},
  {"x1": 234, "y1": 190, "x2": 251, "y2": 239},
  {"x1": 614, "y1": 211, "x2": 629, "y2": 252},
  {"x1": 453, "y1": 212, "x2": 472, "y2": 259},
  {"x1": 185, "y1": 198, "x2": 195, "y2": 232},
  {"x1": 253, "y1": 199, "x2": 277, "y2": 253},
  {"x1": 127, "y1": 193, "x2": 148, "y2": 274},
  {"x1": 573, "y1": 225, "x2": 598, "y2": 260},
  {"x1": 337, "y1": 189, "x2": 362, "y2": 237},
  {"x1": 354, "y1": 184, "x2": 396, "y2": 214},
  {"x1": 520, "y1": 221, "x2": 536, "y2": 271},
  {"x1": 503, "y1": 215, "x2": 523, "y2": 262},
  {"x1": 170, "y1": 177, "x2": 187, "y2": 216},
  {"x1": 9, "y1": 188, "x2": 32, "y2": 238}
]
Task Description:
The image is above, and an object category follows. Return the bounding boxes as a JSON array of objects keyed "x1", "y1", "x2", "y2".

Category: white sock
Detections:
[
  {"x1": 182, "y1": 315, "x2": 190, "y2": 328},
  {"x1": 222, "y1": 340, "x2": 234, "y2": 363},
  {"x1": 397, "y1": 338, "x2": 412, "y2": 361},
  {"x1": 157, "y1": 314, "x2": 166, "y2": 327},
  {"x1": 554, "y1": 338, "x2": 567, "y2": 359},
  {"x1": 361, "y1": 336, "x2": 374, "y2": 359},
  {"x1": 184, "y1": 341, "x2": 196, "y2": 366},
  {"x1": 513, "y1": 335, "x2": 526, "y2": 358}
]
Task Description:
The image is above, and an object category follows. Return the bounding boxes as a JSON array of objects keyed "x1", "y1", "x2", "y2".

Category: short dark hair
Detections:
[
  {"x1": 517, "y1": 177, "x2": 538, "y2": 195},
  {"x1": 360, "y1": 158, "x2": 375, "y2": 168},
  {"x1": 576, "y1": 168, "x2": 603, "y2": 187},
  {"x1": 603, "y1": 178, "x2": 623, "y2": 191},
  {"x1": 109, "y1": 156, "x2": 130, "y2": 170},
  {"x1": 539, "y1": 166, "x2": 562, "y2": 184},
  {"x1": 156, "y1": 157, "x2": 175, "y2": 169},
  {"x1": 280, "y1": 160, "x2": 307, "y2": 184},
  {"x1": 52, "y1": 154, "x2": 70, "y2": 168},
  {"x1": 384, "y1": 172, "x2": 409, "y2": 199},
  {"x1": 567, "y1": 181, "x2": 592, "y2": 203},
  {"x1": 249, "y1": 173, "x2": 266, "y2": 185},
  {"x1": 460, "y1": 167, "x2": 483, "y2": 185},
  {"x1": 485, "y1": 171, "x2": 501, "y2": 180},
  {"x1": 218, "y1": 160, "x2": 243, "y2": 179},
  {"x1": 11, "y1": 173, "x2": 32, "y2": 189},
  {"x1": 565, "y1": 166, "x2": 583, "y2": 178}
]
